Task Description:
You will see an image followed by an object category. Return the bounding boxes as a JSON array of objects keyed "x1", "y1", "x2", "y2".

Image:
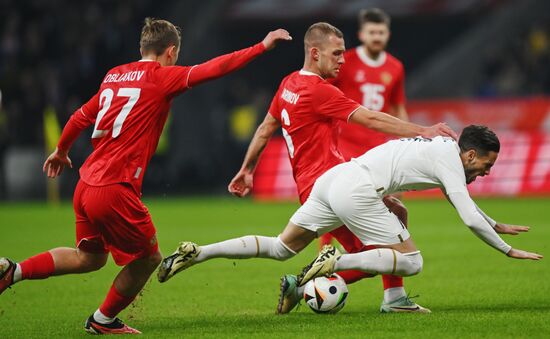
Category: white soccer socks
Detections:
[
  {"x1": 333, "y1": 249, "x2": 423, "y2": 277},
  {"x1": 195, "y1": 235, "x2": 296, "y2": 263}
]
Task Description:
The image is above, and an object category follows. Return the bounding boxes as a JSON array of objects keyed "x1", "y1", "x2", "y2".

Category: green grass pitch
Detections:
[{"x1": 0, "y1": 197, "x2": 549, "y2": 338}]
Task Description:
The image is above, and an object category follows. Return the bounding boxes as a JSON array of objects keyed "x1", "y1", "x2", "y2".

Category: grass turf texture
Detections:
[{"x1": 0, "y1": 197, "x2": 549, "y2": 338}]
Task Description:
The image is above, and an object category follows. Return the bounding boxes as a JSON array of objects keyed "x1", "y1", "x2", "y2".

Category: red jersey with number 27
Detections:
[
  {"x1": 268, "y1": 70, "x2": 360, "y2": 202},
  {"x1": 58, "y1": 43, "x2": 266, "y2": 195}
]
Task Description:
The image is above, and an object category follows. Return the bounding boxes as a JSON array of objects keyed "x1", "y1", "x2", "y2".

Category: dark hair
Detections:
[
  {"x1": 358, "y1": 8, "x2": 391, "y2": 27},
  {"x1": 140, "y1": 18, "x2": 181, "y2": 55},
  {"x1": 304, "y1": 22, "x2": 344, "y2": 50},
  {"x1": 458, "y1": 125, "x2": 500, "y2": 155}
]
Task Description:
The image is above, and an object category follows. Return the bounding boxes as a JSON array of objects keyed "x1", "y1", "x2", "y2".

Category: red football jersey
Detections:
[
  {"x1": 58, "y1": 43, "x2": 266, "y2": 194},
  {"x1": 77, "y1": 60, "x2": 189, "y2": 195},
  {"x1": 333, "y1": 48, "x2": 406, "y2": 160},
  {"x1": 268, "y1": 70, "x2": 360, "y2": 201}
]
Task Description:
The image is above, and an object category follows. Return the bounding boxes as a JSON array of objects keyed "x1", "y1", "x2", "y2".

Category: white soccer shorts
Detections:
[{"x1": 290, "y1": 162, "x2": 410, "y2": 246}]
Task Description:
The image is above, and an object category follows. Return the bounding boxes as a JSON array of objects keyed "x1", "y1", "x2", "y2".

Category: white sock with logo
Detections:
[
  {"x1": 334, "y1": 249, "x2": 423, "y2": 277},
  {"x1": 195, "y1": 235, "x2": 296, "y2": 263}
]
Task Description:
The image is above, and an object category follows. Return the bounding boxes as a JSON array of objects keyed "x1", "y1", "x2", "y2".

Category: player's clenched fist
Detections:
[{"x1": 262, "y1": 29, "x2": 292, "y2": 51}]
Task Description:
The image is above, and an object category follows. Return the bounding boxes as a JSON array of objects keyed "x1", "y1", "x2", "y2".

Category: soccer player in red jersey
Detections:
[
  {"x1": 319, "y1": 8, "x2": 416, "y2": 311},
  {"x1": 158, "y1": 22, "x2": 456, "y2": 313},
  {"x1": 334, "y1": 8, "x2": 408, "y2": 160},
  {"x1": 0, "y1": 18, "x2": 291, "y2": 334}
]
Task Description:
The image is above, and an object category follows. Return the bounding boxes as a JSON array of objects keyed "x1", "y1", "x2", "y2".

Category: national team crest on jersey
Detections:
[
  {"x1": 381, "y1": 72, "x2": 392, "y2": 85},
  {"x1": 355, "y1": 70, "x2": 366, "y2": 83}
]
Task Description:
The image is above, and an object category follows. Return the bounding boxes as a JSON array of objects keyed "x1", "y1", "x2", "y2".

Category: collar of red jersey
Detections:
[
  {"x1": 138, "y1": 59, "x2": 156, "y2": 62},
  {"x1": 299, "y1": 69, "x2": 323, "y2": 79},
  {"x1": 356, "y1": 47, "x2": 386, "y2": 68}
]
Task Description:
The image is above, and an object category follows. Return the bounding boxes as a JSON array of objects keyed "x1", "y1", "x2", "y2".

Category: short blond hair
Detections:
[
  {"x1": 140, "y1": 18, "x2": 181, "y2": 55},
  {"x1": 304, "y1": 22, "x2": 344, "y2": 51}
]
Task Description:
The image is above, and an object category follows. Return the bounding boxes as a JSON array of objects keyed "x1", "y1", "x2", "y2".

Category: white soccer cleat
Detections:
[
  {"x1": 380, "y1": 296, "x2": 431, "y2": 313},
  {"x1": 157, "y1": 242, "x2": 201, "y2": 283},
  {"x1": 297, "y1": 245, "x2": 340, "y2": 287}
]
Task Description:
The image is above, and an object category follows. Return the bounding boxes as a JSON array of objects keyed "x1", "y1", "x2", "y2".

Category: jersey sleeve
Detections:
[
  {"x1": 187, "y1": 42, "x2": 266, "y2": 88},
  {"x1": 447, "y1": 191, "x2": 512, "y2": 254},
  {"x1": 312, "y1": 83, "x2": 360, "y2": 121},
  {"x1": 267, "y1": 89, "x2": 281, "y2": 122},
  {"x1": 57, "y1": 93, "x2": 99, "y2": 151},
  {"x1": 154, "y1": 66, "x2": 193, "y2": 97},
  {"x1": 390, "y1": 65, "x2": 406, "y2": 106},
  {"x1": 433, "y1": 142, "x2": 467, "y2": 195}
]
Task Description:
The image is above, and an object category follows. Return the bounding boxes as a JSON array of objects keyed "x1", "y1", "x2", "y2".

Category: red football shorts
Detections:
[{"x1": 73, "y1": 180, "x2": 158, "y2": 266}]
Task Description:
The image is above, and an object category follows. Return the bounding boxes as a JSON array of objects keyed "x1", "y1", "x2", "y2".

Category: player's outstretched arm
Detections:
[
  {"x1": 506, "y1": 248, "x2": 543, "y2": 260},
  {"x1": 349, "y1": 107, "x2": 458, "y2": 140},
  {"x1": 228, "y1": 113, "x2": 280, "y2": 197},
  {"x1": 187, "y1": 29, "x2": 291, "y2": 87}
]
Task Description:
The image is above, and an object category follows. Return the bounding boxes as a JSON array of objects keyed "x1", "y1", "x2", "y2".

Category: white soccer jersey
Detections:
[
  {"x1": 349, "y1": 136, "x2": 511, "y2": 253},
  {"x1": 352, "y1": 136, "x2": 465, "y2": 196}
]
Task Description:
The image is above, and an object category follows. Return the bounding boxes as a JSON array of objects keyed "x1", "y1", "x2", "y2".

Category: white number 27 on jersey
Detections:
[
  {"x1": 281, "y1": 108, "x2": 295, "y2": 158},
  {"x1": 92, "y1": 88, "x2": 141, "y2": 138}
]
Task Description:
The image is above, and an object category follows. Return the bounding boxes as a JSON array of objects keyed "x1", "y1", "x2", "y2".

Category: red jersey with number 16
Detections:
[
  {"x1": 268, "y1": 70, "x2": 360, "y2": 202},
  {"x1": 57, "y1": 43, "x2": 266, "y2": 195}
]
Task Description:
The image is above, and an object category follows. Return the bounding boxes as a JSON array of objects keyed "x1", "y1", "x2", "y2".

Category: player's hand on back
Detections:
[
  {"x1": 228, "y1": 170, "x2": 254, "y2": 198},
  {"x1": 506, "y1": 248, "x2": 543, "y2": 260},
  {"x1": 262, "y1": 29, "x2": 292, "y2": 51},
  {"x1": 494, "y1": 223, "x2": 530, "y2": 235},
  {"x1": 43, "y1": 148, "x2": 72, "y2": 178},
  {"x1": 421, "y1": 123, "x2": 458, "y2": 141}
]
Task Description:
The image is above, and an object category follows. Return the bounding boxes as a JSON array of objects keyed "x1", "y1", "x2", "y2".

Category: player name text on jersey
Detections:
[
  {"x1": 281, "y1": 88, "x2": 300, "y2": 104},
  {"x1": 103, "y1": 71, "x2": 145, "y2": 83}
]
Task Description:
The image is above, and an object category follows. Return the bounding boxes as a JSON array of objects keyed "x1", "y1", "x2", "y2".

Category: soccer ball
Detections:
[{"x1": 303, "y1": 274, "x2": 349, "y2": 314}]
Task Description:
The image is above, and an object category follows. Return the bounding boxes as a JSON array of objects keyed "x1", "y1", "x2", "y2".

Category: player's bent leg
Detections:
[
  {"x1": 1, "y1": 248, "x2": 108, "y2": 294},
  {"x1": 158, "y1": 222, "x2": 316, "y2": 283},
  {"x1": 51, "y1": 247, "x2": 108, "y2": 275},
  {"x1": 87, "y1": 251, "x2": 162, "y2": 335},
  {"x1": 334, "y1": 249, "x2": 423, "y2": 277}
]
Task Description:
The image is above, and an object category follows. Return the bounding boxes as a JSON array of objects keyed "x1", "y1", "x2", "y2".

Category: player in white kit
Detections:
[
  {"x1": 295, "y1": 125, "x2": 542, "y2": 286},
  {"x1": 157, "y1": 125, "x2": 542, "y2": 296}
]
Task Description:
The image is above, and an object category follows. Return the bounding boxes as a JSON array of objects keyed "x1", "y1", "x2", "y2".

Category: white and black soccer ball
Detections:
[{"x1": 303, "y1": 274, "x2": 349, "y2": 314}]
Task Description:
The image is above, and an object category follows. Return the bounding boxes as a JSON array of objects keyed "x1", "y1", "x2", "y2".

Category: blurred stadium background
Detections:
[
  {"x1": 0, "y1": 0, "x2": 550, "y2": 201},
  {"x1": 1, "y1": 1, "x2": 550, "y2": 337}
]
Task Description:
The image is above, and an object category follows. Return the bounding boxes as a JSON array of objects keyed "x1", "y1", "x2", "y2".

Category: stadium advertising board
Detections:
[{"x1": 253, "y1": 97, "x2": 550, "y2": 199}]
